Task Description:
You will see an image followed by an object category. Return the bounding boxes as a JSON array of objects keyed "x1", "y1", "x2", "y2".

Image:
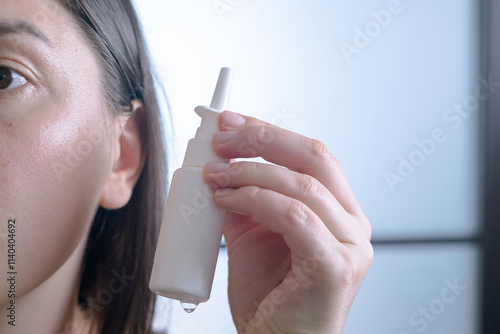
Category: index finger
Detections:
[{"x1": 213, "y1": 110, "x2": 363, "y2": 215}]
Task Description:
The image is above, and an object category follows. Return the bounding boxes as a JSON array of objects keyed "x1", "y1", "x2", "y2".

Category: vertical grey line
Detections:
[{"x1": 480, "y1": 0, "x2": 500, "y2": 333}]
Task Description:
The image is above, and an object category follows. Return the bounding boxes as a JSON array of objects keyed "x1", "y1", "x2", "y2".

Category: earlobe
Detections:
[
  {"x1": 99, "y1": 173, "x2": 133, "y2": 209},
  {"x1": 99, "y1": 100, "x2": 146, "y2": 210}
]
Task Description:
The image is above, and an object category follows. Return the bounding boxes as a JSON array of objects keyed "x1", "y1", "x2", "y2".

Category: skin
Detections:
[
  {"x1": 0, "y1": 0, "x2": 372, "y2": 333},
  {"x1": 0, "y1": 1, "x2": 143, "y2": 333}
]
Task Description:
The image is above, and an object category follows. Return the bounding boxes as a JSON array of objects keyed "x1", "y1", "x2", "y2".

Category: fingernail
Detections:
[
  {"x1": 222, "y1": 111, "x2": 246, "y2": 128},
  {"x1": 204, "y1": 162, "x2": 230, "y2": 174},
  {"x1": 213, "y1": 131, "x2": 237, "y2": 144},
  {"x1": 215, "y1": 188, "x2": 235, "y2": 198}
]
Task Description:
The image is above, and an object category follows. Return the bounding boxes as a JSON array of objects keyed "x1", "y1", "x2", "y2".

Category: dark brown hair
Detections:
[{"x1": 60, "y1": 0, "x2": 167, "y2": 333}]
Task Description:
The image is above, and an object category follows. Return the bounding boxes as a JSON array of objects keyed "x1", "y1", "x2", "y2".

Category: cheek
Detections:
[{"x1": 0, "y1": 103, "x2": 114, "y2": 299}]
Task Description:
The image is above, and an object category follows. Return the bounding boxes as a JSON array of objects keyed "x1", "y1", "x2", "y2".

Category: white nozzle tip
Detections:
[{"x1": 210, "y1": 68, "x2": 233, "y2": 111}]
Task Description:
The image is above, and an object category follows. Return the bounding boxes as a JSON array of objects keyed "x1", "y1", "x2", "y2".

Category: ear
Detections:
[{"x1": 99, "y1": 100, "x2": 146, "y2": 209}]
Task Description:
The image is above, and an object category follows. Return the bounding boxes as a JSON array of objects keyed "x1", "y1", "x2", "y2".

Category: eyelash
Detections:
[{"x1": 0, "y1": 66, "x2": 28, "y2": 91}]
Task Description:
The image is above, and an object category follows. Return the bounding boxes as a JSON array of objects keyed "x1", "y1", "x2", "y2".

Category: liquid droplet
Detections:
[{"x1": 180, "y1": 300, "x2": 199, "y2": 313}]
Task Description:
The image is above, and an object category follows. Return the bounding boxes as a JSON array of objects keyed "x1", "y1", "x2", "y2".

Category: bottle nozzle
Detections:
[
  {"x1": 209, "y1": 67, "x2": 233, "y2": 111},
  {"x1": 185, "y1": 67, "x2": 234, "y2": 167}
]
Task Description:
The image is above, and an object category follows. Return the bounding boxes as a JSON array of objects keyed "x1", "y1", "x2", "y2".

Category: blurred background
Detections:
[{"x1": 132, "y1": 0, "x2": 500, "y2": 333}]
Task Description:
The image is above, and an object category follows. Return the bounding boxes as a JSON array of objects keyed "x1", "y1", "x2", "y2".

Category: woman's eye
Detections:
[{"x1": 0, "y1": 67, "x2": 28, "y2": 90}]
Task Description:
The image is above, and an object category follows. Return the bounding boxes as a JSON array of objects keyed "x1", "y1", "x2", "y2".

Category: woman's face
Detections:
[{"x1": 0, "y1": 0, "x2": 117, "y2": 302}]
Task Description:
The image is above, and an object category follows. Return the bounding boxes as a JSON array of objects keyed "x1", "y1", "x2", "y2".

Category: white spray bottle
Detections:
[{"x1": 149, "y1": 67, "x2": 233, "y2": 312}]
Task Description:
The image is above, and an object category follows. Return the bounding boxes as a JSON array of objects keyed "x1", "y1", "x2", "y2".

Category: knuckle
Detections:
[
  {"x1": 308, "y1": 138, "x2": 330, "y2": 161},
  {"x1": 333, "y1": 248, "x2": 358, "y2": 287},
  {"x1": 297, "y1": 173, "x2": 322, "y2": 198},
  {"x1": 333, "y1": 244, "x2": 373, "y2": 288},
  {"x1": 284, "y1": 199, "x2": 310, "y2": 228},
  {"x1": 258, "y1": 124, "x2": 276, "y2": 144},
  {"x1": 339, "y1": 247, "x2": 371, "y2": 289},
  {"x1": 308, "y1": 138, "x2": 346, "y2": 173}
]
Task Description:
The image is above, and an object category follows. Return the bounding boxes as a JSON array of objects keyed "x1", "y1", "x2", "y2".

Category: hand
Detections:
[{"x1": 203, "y1": 111, "x2": 373, "y2": 334}]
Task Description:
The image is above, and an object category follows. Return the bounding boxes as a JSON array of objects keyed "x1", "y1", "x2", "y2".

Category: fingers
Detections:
[
  {"x1": 213, "y1": 111, "x2": 362, "y2": 215},
  {"x1": 204, "y1": 161, "x2": 365, "y2": 242},
  {"x1": 213, "y1": 185, "x2": 339, "y2": 261}
]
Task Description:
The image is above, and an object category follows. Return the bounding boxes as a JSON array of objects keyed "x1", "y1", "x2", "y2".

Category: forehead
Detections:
[{"x1": 0, "y1": 0, "x2": 81, "y2": 47}]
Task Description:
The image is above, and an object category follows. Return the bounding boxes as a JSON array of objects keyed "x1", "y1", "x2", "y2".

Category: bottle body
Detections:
[
  {"x1": 149, "y1": 166, "x2": 226, "y2": 303},
  {"x1": 149, "y1": 67, "x2": 233, "y2": 306}
]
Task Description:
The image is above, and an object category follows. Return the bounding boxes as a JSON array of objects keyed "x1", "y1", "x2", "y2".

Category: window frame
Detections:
[{"x1": 480, "y1": 0, "x2": 500, "y2": 332}]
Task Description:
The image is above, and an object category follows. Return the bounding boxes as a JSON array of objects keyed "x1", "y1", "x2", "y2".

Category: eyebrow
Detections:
[{"x1": 0, "y1": 19, "x2": 51, "y2": 45}]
